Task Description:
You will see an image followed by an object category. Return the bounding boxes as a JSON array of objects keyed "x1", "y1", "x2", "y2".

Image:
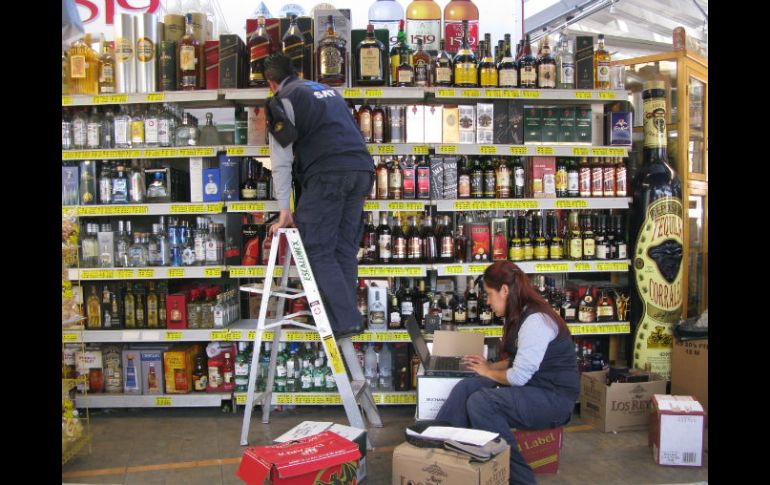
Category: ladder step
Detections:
[{"x1": 239, "y1": 284, "x2": 306, "y2": 300}]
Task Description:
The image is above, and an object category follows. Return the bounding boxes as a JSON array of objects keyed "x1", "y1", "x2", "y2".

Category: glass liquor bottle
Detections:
[
  {"x1": 248, "y1": 16, "x2": 272, "y2": 87},
  {"x1": 398, "y1": 280, "x2": 414, "y2": 321},
  {"x1": 375, "y1": 157, "x2": 388, "y2": 199},
  {"x1": 86, "y1": 286, "x2": 102, "y2": 328},
  {"x1": 444, "y1": 0, "x2": 479, "y2": 55},
  {"x1": 317, "y1": 15, "x2": 347, "y2": 86},
  {"x1": 483, "y1": 157, "x2": 496, "y2": 199},
  {"x1": 175, "y1": 113, "x2": 200, "y2": 146},
  {"x1": 389, "y1": 157, "x2": 403, "y2": 199},
  {"x1": 453, "y1": 294, "x2": 467, "y2": 325},
  {"x1": 595, "y1": 213, "x2": 608, "y2": 260},
  {"x1": 579, "y1": 157, "x2": 592, "y2": 197},
  {"x1": 457, "y1": 156, "x2": 471, "y2": 198},
  {"x1": 178, "y1": 13, "x2": 204, "y2": 90},
  {"x1": 453, "y1": 20, "x2": 478, "y2": 87},
  {"x1": 603, "y1": 157, "x2": 617, "y2": 197},
  {"x1": 396, "y1": 42, "x2": 415, "y2": 87},
  {"x1": 406, "y1": 216, "x2": 423, "y2": 263},
  {"x1": 86, "y1": 107, "x2": 102, "y2": 150},
  {"x1": 80, "y1": 224, "x2": 99, "y2": 268},
  {"x1": 593, "y1": 34, "x2": 611, "y2": 90},
  {"x1": 548, "y1": 212, "x2": 563, "y2": 260},
  {"x1": 596, "y1": 288, "x2": 615, "y2": 322},
  {"x1": 466, "y1": 278, "x2": 479, "y2": 323},
  {"x1": 405, "y1": 0, "x2": 441, "y2": 55},
  {"x1": 478, "y1": 290, "x2": 493, "y2": 326},
  {"x1": 438, "y1": 215, "x2": 454, "y2": 263},
  {"x1": 567, "y1": 157, "x2": 580, "y2": 197},
  {"x1": 282, "y1": 14, "x2": 305, "y2": 79},
  {"x1": 412, "y1": 38, "x2": 432, "y2": 87},
  {"x1": 508, "y1": 215, "x2": 523, "y2": 262},
  {"x1": 582, "y1": 214, "x2": 596, "y2": 260},
  {"x1": 372, "y1": 103, "x2": 385, "y2": 143},
  {"x1": 578, "y1": 287, "x2": 597, "y2": 323},
  {"x1": 478, "y1": 41, "x2": 498, "y2": 87},
  {"x1": 455, "y1": 213, "x2": 469, "y2": 262},
  {"x1": 518, "y1": 35, "x2": 537, "y2": 89},
  {"x1": 356, "y1": 24, "x2": 387, "y2": 86},
  {"x1": 113, "y1": 106, "x2": 132, "y2": 149},
  {"x1": 567, "y1": 211, "x2": 583, "y2": 260},
  {"x1": 377, "y1": 212, "x2": 392, "y2": 263},
  {"x1": 129, "y1": 160, "x2": 146, "y2": 203},
  {"x1": 557, "y1": 36, "x2": 575, "y2": 89},
  {"x1": 97, "y1": 34, "x2": 116, "y2": 94},
  {"x1": 521, "y1": 213, "x2": 534, "y2": 261},
  {"x1": 537, "y1": 35, "x2": 556, "y2": 89},
  {"x1": 392, "y1": 214, "x2": 407, "y2": 261},
  {"x1": 433, "y1": 39, "x2": 454, "y2": 86},
  {"x1": 123, "y1": 284, "x2": 136, "y2": 328},
  {"x1": 143, "y1": 105, "x2": 160, "y2": 147},
  {"x1": 555, "y1": 158, "x2": 568, "y2": 197},
  {"x1": 416, "y1": 156, "x2": 431, "y2": 199},
  {"x1": 198, "y1": 112, "x2": 221, "y2": 146},
  {"x1": 72, "y1": 109, "x2": 88, "y2": 150},
  {"x1": 67, "y1": 35, "x2": 100, "y2": 95},
  {"x1": 256, "y1": 164, "x2": 270, "y2": 200},
  {"x1": 512, "y1": 157, "x2": 526, "y2": 198},
  {"x1": 112, "y1": 164, "x2": 129, "y2": 204},
  {"x1": 498, "y1": 35, "x2": 517, "y2": 87},
  {"x1": 592, "y1": 157, "x2": 604, "y2": 198},
  {"x1": 613, "y1": 214, "x2": 627, "y2": 260},
  {"x1": 357, "y1": 279, "x2": 369, "y2": 325},
  {"x1": 128, "y1": 232, "x2": 149, "y2": 267},
  {"x1": 615, "y1": 157, "x2": 628, "y2": 197},
  {"x1": 532, "y1": 215, "x2": 549, "y2": 261},
  {"x1": 362, "y1": 212, "x2": 378, "y2": 263},
  {"x1": 130, "y1": 106, "x2": 145, "y2": 148},
  {"x1": 421, "y1": 213, "x2": 438, "y2": 263},
  {"x1": 470, "y1": 157, "x2": 483, "y2": 198},
  {"x1": 389, "y1": 20, "x2": 408, "y2": 87},
  {"x1": 368, "y1": 0, "x2": 405, "y2": 49},
  {"x1": 359, "y1": 104, "x2": 373, "y2": 143}
]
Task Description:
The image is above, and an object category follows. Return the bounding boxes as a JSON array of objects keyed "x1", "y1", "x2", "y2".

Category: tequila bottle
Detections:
[
  {"x1": 175, "y1": 113, "x2": 200, "y2": 146},
  {"x1": 198, "y1": 112, "x2": 221, "y2": 145},
  {"x1": 128, "y1": 232, "x2": 149, "y2": 267},
  {"x1": 86, "y1": 107, "x2": 102, "y2": 149},
  {"x1": 178, "y1": 13, "x2": 204, "y2": 90},
  {"x1": 113, "y1": 106, "x2": 132, "y2": 149},
  {"x1": 98, "y1": 33, "x2": 116, "y2": 94}
]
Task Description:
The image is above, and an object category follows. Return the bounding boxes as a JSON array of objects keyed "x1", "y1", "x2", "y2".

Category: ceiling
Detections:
[{"x1": 524, "y1": 0, "x2": 708, "y2": 59}]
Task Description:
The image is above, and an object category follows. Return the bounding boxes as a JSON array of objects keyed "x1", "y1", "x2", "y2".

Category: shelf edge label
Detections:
[{"x1": 155, "y1": 397, "x2": 172, "y2": 406}]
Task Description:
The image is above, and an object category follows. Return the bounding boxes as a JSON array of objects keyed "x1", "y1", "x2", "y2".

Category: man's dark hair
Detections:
[{"x1": 264, "y1": 53, "x2": 295, "y2": 84}]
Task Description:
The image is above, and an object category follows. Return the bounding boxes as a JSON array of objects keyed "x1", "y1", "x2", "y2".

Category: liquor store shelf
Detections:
[
  {"x1": 62, "y1": 88, "x2": 628, "y2": 107},
  {"x1": 61, "y1": 144, "x2": 627, "y2": 160},
  {"x1": 68, "y1": 266, "x2": 225, "y2": 280},
  {"x1": 74, "y1": 393, "x2": 232, "y2": 408},
  {"x1": 63, "y1": 200, "x2": 280, "y2": 216},
  {"x1": 62, "y1": 323, "x2": 631, "y2": 344}
]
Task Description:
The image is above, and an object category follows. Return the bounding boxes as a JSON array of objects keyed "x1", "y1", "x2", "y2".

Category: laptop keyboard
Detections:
[{"x1": 433, "y1": 356, "x2": 461, "y2": 370}]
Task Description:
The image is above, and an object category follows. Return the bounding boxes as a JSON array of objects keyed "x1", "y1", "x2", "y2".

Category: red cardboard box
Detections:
[
  {"x1": 166, "y1": 293, "x2": 189, "y2": 329},
  {"x1": 467, "y1": 222, "x2": 491, "y2": 262},
  {"x1": 513, "y1": 428, "x2": 563, "y2": 474},
  {"x1": 532, "y1": 157, "x2": 556, "y2": 198},
  {"x1": 649, "y1": 395, "x2": 705, "y2": 467},
  {"x1": 237, "y1": 431, "x2": 361, "y2": 485},
  {"x1": 205, "y1": 40, "x2": 219, "y2": 89}
]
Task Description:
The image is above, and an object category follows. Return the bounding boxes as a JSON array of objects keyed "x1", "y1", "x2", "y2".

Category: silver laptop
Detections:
[{"x1": 405, "y1": 317, "x2": 477, "y2": 377}]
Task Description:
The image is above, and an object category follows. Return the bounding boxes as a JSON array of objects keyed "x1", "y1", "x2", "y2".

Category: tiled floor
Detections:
[{"x1": 63, "y1": 405, "x2": 708, "y2": 484}]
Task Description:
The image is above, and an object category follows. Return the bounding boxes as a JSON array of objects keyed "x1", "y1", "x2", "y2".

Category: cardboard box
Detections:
[
  {"x1": 121, "y1": 349, "x2": 142, "y2": 394},
  {"x1": 140, "y1": 350, "x2": 164, "y2": 395},
  {"x1": 576, "y1": 36, "x2": 594, "y2": 90},
  {"x1": 468, "y1": 222, "x2": 490, "y2": 262},
  {"x1": 558, "y1": 107, "x2": 576, "y2": 144},
  {"x1": 670, "y1": 337, "x2": 708, "y2": 417},
  {"x1": 406, "y1": 105, "x2": 425, "y2": 143},
  {"x1": 513, "y1": 428, "x2": 563, "y2": 474},
  {"x1": 580, "y1": 369, "x2": 667, "y2": 432},
  {"x1": 417, "y1": 375, "x2": 464, "y2": 420},
  {"x1": 101, "y1": 344, "x2": 123, "y2": 393},
  {"x1": 238, "y1": 431, "x2": 360, "y2": 485},
  {"x1": 202, "y1": 168, "x2": 220, "y2": 202},
  {"x1": 274, "y1": 422, "x2": 368, "y2": 483},
  {"x1": 367, "y1": 282, "x2": 388, "y2": 330},
  {"x1": 219, "y1": 34, "x2": 247, "y2": 89},
  {"x1": 442, "y1": 156, "x2": 458, "y2": 199},
  {"x1": 606, "y1": 111, "x2": 633, "y2": 146},
  {"x1": 430, "y1": 157, "x2": 445, "y2": 199},
  {"x1": 649, "y1": 395, "x2": 705, "y2": 467},
  {"x1": 492, "y1": 100, "x2": 511, "y2": 144},
  {"x1": 508, "y1": 102, "x2": 524, "y2": 145},
  {"x1": 476, "y1": 103, "x2": 494, "y2": 144},
  {"x1": 392, "y1": 441, "x2": 510, "y2": 485},
  {"x1": 204, "y1": 40, "x2": 219, "y2": 89},
  {"x1": 575, "y1": 107, "x2": 593, "y2": 144},
  {"x1": 442, "y1": 105, "x2": 460, "y2": 143},
  {"x1": 166, "y1": 293, "x2": 188, "y2": 329},
  {"x1": 541, "y1": 107, "x2": 559, "y2": 143},
  {"x1": 532, "y1": 157, "x2": 556, "y2": 198},
  {"x1": 163, "y1": 344, "x2": 201, "y2": 394},
  {"x1": 218, "y1": 154, "x2": 240, "y2": 201},
  {"x1": 458, "y1": 105, "x2": 476, "y2": 144},
  {"x1": 76, "y1": 349, "x2": 103, "y2": 393},
  {"x1": 247, "y1": 106, "x2": 267, "y2": 146},
  {"x1": 523, "y1": 107, "x2": 542, "y2": 144},
  {"x1": 189, "y1": 157, "x2": 215, "y2": 202},
  {"x1": 424, "y1": 105, "x2": 444, "y2": 143}
]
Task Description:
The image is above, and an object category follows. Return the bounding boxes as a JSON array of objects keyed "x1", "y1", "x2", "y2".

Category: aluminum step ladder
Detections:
[{"x1": 238, "y1": 228, "x2": 382, "y2": 447}]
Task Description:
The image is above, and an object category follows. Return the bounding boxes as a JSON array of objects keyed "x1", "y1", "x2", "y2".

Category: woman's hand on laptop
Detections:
[{"x1": 463, "y1": 355, "x2": 491, "y2": 376}]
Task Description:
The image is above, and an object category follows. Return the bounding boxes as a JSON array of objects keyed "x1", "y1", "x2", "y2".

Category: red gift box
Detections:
[
  {"x1": 513, "y1": 427, "x2": 563, "y2": 474},
  {"x1": 205, "y1": 40, "x2": 219, "y2": 90},
  {"x1": 166, "y1": 293, "x2": 189, "y2": 329},
  {"x1": 237, "y1": 431, "x2": 361, "y2": 485}
]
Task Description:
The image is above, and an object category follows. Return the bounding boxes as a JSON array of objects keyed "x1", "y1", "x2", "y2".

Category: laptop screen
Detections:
[{"x1": 405, "y1": 317, "x2": 432, "y2": 367}]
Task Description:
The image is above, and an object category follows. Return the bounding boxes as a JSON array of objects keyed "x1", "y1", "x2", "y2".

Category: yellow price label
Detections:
[
  {"x1": 247, "y1": 331, "x2": 257, "y2": 340},
  {"x1": 436, "y1": 89, "x2": 456, "y2": 97},
  {"x1": 276, "y1": 394, "x2": 294, "y2": 405},
  {"x1": 377, "y1": 145, "x2": 395, "y2": 155},
  {"x1": 170, "y1": 204, "x2": 208, "y2": 214},
  {"x1": 536, "y1": 146, "x2": 555, "y2": 155},
  {"x1": 591, "y1": 148, "x2": 609, "y2": 156},
  {"x1": 575, "y1": 92, "x2": 593, "y2": 99},
  {"x1": 179, "y1": 148, "x2": 216, "y2": 157},
  {"x1": 168, "y1": 268, "x2": 185, "y2": 278},
  {"x1": 322, "y1": 336, "x2": 345, "y2": 374},
  {"x1": 93, "y1": 94, "x2": 129, "y2": 104},
  {"x1": 387, "y1": 201, "x2": 425, "y2": 211},
  {"x1": 365, "y1": 89, "x2": 383, "y2": 97},
  {"x1": 226, "y1": 147, "x2": 245, "y2": 156},
  {"x1": 382, "y1": 393, "x2": 417, "y2": 404},
  {"x1": 572, "y1": 147, "x2": 590, "y2": 156},
  {"x1": 146, "y1": 93, "x2": 165, "y2": 102},
  {"x1": 62, "y1": 332, "x2": 79, "y2": 342},
  {"x1": 444, "y1": 265, "x2": 465, "y2": 275},
  {"x1": 484, "y1": 89, "x2": 502, "y2": 98},
  {"x1": 155, "y1": 397, "x2": 173, "y2": 406},
  {"x1": 412, "y1": 145, "x2": 429, "y2": 155},
  {"x1": 453, "y1": 200, "x2": 539, "y2": 210},
  {"x1": 227, "y1": 202, "x2": 267, "y2": 212},
  {"x1": 80, "y1": 269, "x2": 115, "y2": 279},
  {"x1": 77, "y1": 205, "x2": 150, "y2": 216},
  {"x1": 534, "y1": 263, "x2": 570, "y2": 273},
  {"x1": 438, "y1": 145, "x2": 458, "y2": 154},
  {"x1": 596, "y1": 262, "x2": 629, "y2": 271},
  {"x1": 285, "y1": 331, "x2": 320, "y2": 341},
  {"x1": 141, "y1": 148, "x2": 179, "y2": 158},
  {"x1": 555, "y1": 200, "x2": 589, "y2": 209},
  {"x1": 204, "y1": 267, "x2": 222, "y2": 277},
  {"x1": 229, "y1": 266, "x2": 263, "y2": 278},
  {"x1": 461, "y1": 89, "x2": 481, "y2": 97},
  {"x1": 358, "y1": 266, "x2": 423, "y2": 277},
  {"x1": 372, "y1": 394, "x2": 383, "y2": 404},
  {"x1": 62, "y1": 96, "x2": 73, "y2": 105},
  {"x1": 236, "y1": 394, "x2": 247, "y2": 405},
  {"x1": 227, "y1": 331, "x2": 243, "y2": 341},
  {"x1": 509, "y1": 146, "x2": 529, "y2": 155},
  {"x1": 468, "y1": 265, "x2": 490, "y2": 274},
  {"x1": 573, "y1": 263, "x2": 591, "y2": 271},
  {"x1": 502, "y1": 89, "x2": 521, "y2": 98},
  {"x1": 367, "y1": 145, "x2": 375, "y2": 154},
  {"x1": 62, "y1": 206, "x2": 77, "y2": 216},
  {"x1": 363, "y1": 201, "x2": 381, "y2": 211},
  {"x1": 608, "y1": 148, "x2": 626, "y2": 156},
  {"x1": 165, "y1": 331, "x2": 183, "y2": 340},
  {"x1": 598, "y1": 92, "x2": 617, "y2": 99},
  {"x1": 205, "y1": 203, "x2": 223, "y2": 213},
  {"x1": 210, "y1": 331, "x2": 228, "y2": 340},
  {"x1": 480, "y1": 145, "x2": 497, "y2": 154},
  {"x1": 568, "y1": 325, "x2": 588, "y2": 335},
  {"x1": 522, "y1": 90, "x2": 541, "y2": 98},
  {"x1": 343, "y1": 88, "x2": 362, "y2": 98},
  {"x1": 115, "y1": 269, "x2": 135, "y2": 279},
  {"x1": 258, "y1": 146, "x2": 270, "y2": 156}
]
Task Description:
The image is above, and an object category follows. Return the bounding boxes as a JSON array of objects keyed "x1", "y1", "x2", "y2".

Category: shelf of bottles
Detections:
[
  {"x1": 68, "y1": 266, "x2": 225, "y2": 281},
  {"x1": 62, "y1": 90, "x2": 220, "y2": 107},
  {"x1": 233, "y1": 391, "x2": 416, "y2": 406},
  {"x1": 75, "y1": 393, "x2": 232, "y2": 408}
]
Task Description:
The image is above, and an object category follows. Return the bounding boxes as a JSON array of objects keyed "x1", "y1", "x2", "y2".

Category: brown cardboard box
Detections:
[
  {"x1": 580, "y1": 369, "x2": 667, "y2": 432},
  {"x1": 163, "y1": 344, "x2": 202, "y2": 394},
  {"x1": 247, "y1": 106, "x2": 268, "y2": 146},
  {"x1": 392, "y1": 441, "x2": 509, "y2": 485},
  {"x1": 417, "y1": 375, "x2": 464, "y2": 420},
  {"x1": 649, "y1": 395, "x2": 705, "y2": 467},
  {"x1": 670, "y1": 337, "x2": 708, "y2": 417},
  {"x1": 443, "y1": 106, "x2": 460, "y2": 143}
]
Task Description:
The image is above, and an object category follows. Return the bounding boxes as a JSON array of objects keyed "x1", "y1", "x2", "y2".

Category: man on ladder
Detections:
[{"x1": 263, "y1": 53, "x2": 374, "y2": 341}]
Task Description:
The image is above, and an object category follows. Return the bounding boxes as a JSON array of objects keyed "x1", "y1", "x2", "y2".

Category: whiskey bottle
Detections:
[
  {"x1": 282, "y1": 15, "x2": 305, "y2": 79},
  {"x1": 581, "y1": 214, "x2": 596, "y2": 260},
  {"x1": 613, "y1": 214, "x2": 627, "y2": 260},
  {"x1": 359, "y1": 103, "x2": 373, "y2": 143},
  {"x1": 478, "y1": 291, "x2": 493, "y2": 326},
  {"x1": 356, "y1": 24, "x2": 387, "y2": 86},
  {"x1": 470, "y1": 157, "x2": 483, "y2": 198},
  {"x1": 433, "y1": 39, "x2": 454, "y2": 86},
  {"x1": 240, "y1": 158, "x2": 258, "y2": 200},
  {"x1": 421, "y1": 214, "x2": 438, "y2": 263},
  {"x1": 548, "y1": 212, "x2": 563, "y2": 260},
  {"x1": 377, "y1": 212, "x2": 392, "y2": 263},
  {"x1": 248, "y1": 16, "x2": 272, "y2": 87},
  {"x1": 518, "y1": 35, "x2": 537, "y2": 89},
  {"x1": 508, "y1": 215, "x2": 524, "y2": 262},
  {"x1": 578, "y1": 287, "x2": 596, "y2": 323},
  {"x1": 396, "y1": 43, "x2": 416, "y2": 87},
  {"x1": 438, "y1": 215, "x2": 455, "y2": 263},
  {"x1": 603, "y1": 157, "x2": 617, "y2": 197},
  {"x1": 595, "y1": 213, "x2": 609, "y2": 260},
  {"x1": 389, "y1": 157, "x2": 403, "y2": 199},
  {"x1": 521, "y1": 214, "x2": 534, "y2": 261},
  {"x1": 68, "y1": 35, "x2": 100, "y2": 95},
  {"x1": 124, "y1": 285, "x2": 136, "y2": 328},
  {"x1": 416, "y1": 156, "x2": 431, "y2": 199},
  {"x1": 593, "y1": 34, "x2": 611, "y2": 90},
  {"x1": 561, "y1": 290, "x2": 578, "y2": 322},
  {"x1": 533, "y1": 215, "x2": 549, "y2": 261},
  {"x1": 497, "y1": 35, "x2": 517, "y2": 88},
  {"x1": 453, "y1": 295, "x2": 467, "y2": 325},
  {"x1": 495, "y1": 158, "x2": 511, "y2": 198},
  {"x1": 615, "y1": 157, "x2": 628, "y2": 197},
  {"x1": 483, "y1": 157, "x2": 496, "y2": 198},
  {"x1": 568, "y1": 211, "x2": 582, "y2": 260},
  {"x1": 455, "y1": 214, "x2": 469, "y2": 262},
  {"x1": 376, "y1": 157, "x2": 389, "y2": 199},
  {"x1": 406, "y1": 216, "x2": 423, "y2": 263},
  {"x1": 466, "y1": 278, "x2": 479, "y2": 323},
  {"x1": 555, "y1": 158, "x2": 568, "y2": 197},
  {"x1": 458, "y1": 156, "x2": 471, "y2": 198},
  {"x1": 392, "y1": 214, "x2": 408, "y2": 261},
  {"x1": 372, "y1": 103, "x2": 385, "y2": 142},
  {"x1": 178, "y1": 13, "x2": 204, "y2": 90},
  {"x1": 453, "y1": 20, "x2": 478, "y2": 87},
  {"x1": 402, "y1": 156, "x2": 416, "y2": 198},
  {"x1": 405, "y1": 0, "x2": 441, "y2": 55},
  {"x1": 536, "y1": 35, "x2": 557, "y2": 89},
  {"x1": 412, "y1": 38, "x2": 433, "y2": 87},
  {"x1": 567, "y1": 157, "x2": 580, "y2": 197},
  {"x1": 390, "y1": 20, "x2": 408, "y2": 86},
  {"x1": 362, "y1": 213, "x2": 378, "y2": 263},
  {"x1": 87, "y1": 286, "x2": 103, "y2": 328},
  {"x1": 317, "y1": 15, "x2": 347, "y2": 86},
  {"x1": 512, "y1": 157, "x2": 526, "y2": 198},
  {"x1": 98, "y1": 34, "x2": 116, "y2": 94},
  {"x1": 596, "y1": 288, "x2": 615, "y2": 322},
  {"x1": 592, "y1": 158, "x2": 604, "y2": 197},
  {"x1": 478, "y1": 41, "x2": 498, "y2": 87},
  {"x1": 444, "y1": 0, "x2": 479, "y2": 54}
]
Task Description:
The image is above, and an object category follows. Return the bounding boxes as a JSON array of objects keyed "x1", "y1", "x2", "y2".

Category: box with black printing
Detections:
[
  {"x1": 218, "y1": 34, "x2": 247, "y2": 89},
  {"x1": 524, "y1": 107, "x2": 542, "y2": 144},
  {"x1": 442, "y1": 156, "x2": 458, "y2": 199},
  {"x1": 605, "y1": 111, "x2": 633, "y2": 146},
  {"x1": 541, "y1": 107, "x2": 559, "y2": 143},
  {"x1": 492, "y1": 100, "x2": 512, "y2": 144},
  {"x1": 430, "y1": 156, "x2": 445, "y2": 199},
  {"x1": 508, "y1": 102, "x2": 524, "y2": 145},
  {"x1": 576, "y1": 36, "x2": 594, "y2": 89},
  {"x1": 558, "y1": 107, "x2": 576, "y2": 143}
]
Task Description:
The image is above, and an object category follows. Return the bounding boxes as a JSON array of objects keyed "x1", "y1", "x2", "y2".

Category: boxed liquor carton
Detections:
[
  {"x1": 649, "y1": 395, "x2": 705, "y2": 467},
  {"x1": 238, "y1": 431, "x2": 361, "y2": 485},
  {"x1": 121, "y1": 349, "x2": 142, "y2": 394},
  {"x1": 430, "y1": 156, "x2": 445, "y2": 199},
  {"x1": 476, "y1": 103, "x2": 494, "y2": 144},
  {"x1": 523, "y1": 107, "x2": 542, "y2": 144},
  {"x1": 367, "y1": 281, "x2": 388, "y2": 330},
  {"x1": 314, "y1": 9, "x2": 351, "y2": 86},
  {"x1": 670, "y1": 337, "x2": 708, "y2": 417},
  {"x1": 576, "y1": 36, "x2": 594, "y2": 90},
  {"x1": 442, "y1": 105, "x2": 460, "y2": 143},
  {"x1": 392, "y1": 441, "x2": 510, "y2": 485},
  {"x1": 606, "y1": 111, "x2": 633, "y2": 146},
  {"x1": 575, "y1": 107, "x2": 593, "y2": 144},
  {"x1": 76, "y1": 347, "x2": 103, "y2": 393},
  {"x1": 274, "y1": 422, "x2": 368, "y2": 483},
  {"x1": 558, "y1": 107, "x2": 576, "y2": 144},
  {"x1": 458, "y1": 105, "x2": 476, "y2": 144},
  {"x1": 140, "y1": 350, "x2": 164, "y2": 395},
  {"x1": 240, "y1": 219, "x2": 263, "y2": 266},
  {"x1": 247, "y1": 106, "x2": 268, "y2": 146},
  {"x1": 467, "y1": 223, "x2": 490, "y2": 262},
  {"x1": 424, "y1": 105, "x2": 444, "y2": 143},
  {"x1": 101, "y1": 344, "x2": 123, "y2": 393},
  {"x1": 166, "y1": 293, "x2": 189, "y2": 329},
  {"x1": 417, "y1": 375, "x2": 464, "y2": 420},
  {"x1": 491, "y1": 218, "x2": 509, "y2": 261},
  {"x1": 62, "y1": 166, "x2": 79, "y2": 206},
  {"x1": 163, "y1": 344, "x2": 203, "y2": 394},
  {"x1": 279, "y1": 16, "x2": 314, "y2": 82},
  {"x1": 406, "y1": 105, "x2": 425, "y2": 143},
  {"x1": 442, "y1": 156, "x2": 459, "y2": 199},
  {"x1": 219, "y1": 34, "x2": 247, "y2": 89},
  {"x1": 492, "y1": 100, "x2": 512, "y2": 144},
  {"x1": 532, "y1": 157, "x2": 556, "y2": 198},
  {"x1": 541, "y1": 107, "x2": 559, "y2": 143},
  {"x1": 204, "y1": 40, "x2": 219, "y2": 89},
  {"x1": 513, "y1": 428, "x2": 563, "y2": 474},
  {"x1": 218, "y1": 154, "x2": 240, "y2": 201},
  {"x1": 190, "y1": 158, "x2": 216, "y2": 202},
  {"x1": 202, "y1": 168, "x2": 220, "y2": 202},
  {"x1": 580, "y1": 369, "x2": 667, "y2": 432}
]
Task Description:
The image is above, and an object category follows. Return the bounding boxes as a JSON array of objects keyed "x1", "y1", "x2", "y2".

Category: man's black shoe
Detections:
[{"x1": 333, "y1": 325, "x2": 365, "y2": 341}]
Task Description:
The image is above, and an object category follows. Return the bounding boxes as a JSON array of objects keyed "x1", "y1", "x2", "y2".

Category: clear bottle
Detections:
[
  {"x1": 112, "y1": 163, "x2": 129, "y2": 203},
  {"x1": 86, "y1": 107, "x2": 103, "y2": 149},
  {"x1": 194, "y1": 217, "x2": 207, "y2": 265},
  {"x1": 368, "y1": 0, "x2": 405, "y2": 49},
  {"x1": 180, "y1": 221, "x2": 196, "y2": 266},
  {"x1": 378, "y1": 343, "x2": 393, "y2": 390},
  {"x1": 101, "y1": 108, "x2": 115, "y2": 149},
  {"x1": 143, "y1": 105, "x2": 160, "y2": 147},
  {"x1": 147, "y1": 171, "x2": 168, "y2": 199},
  {"x1": 128, "y1": 232, "x2": 149, "y2": 267},
  {"x1": 364, "y1": 343, "x2": 379, "y2": 389},
  {"x1": 205, "y1": 223, "x2": 224, "y2": 265},
  {"x1": 175, "y1": 113, "x2": 200, "y2": 146},
  {"x1": 130, "y1": 106, "x2": 145, "y2": 148},
  {"x1": 62, "y1": 110, "x2": 73, "y2": 150},
  {"x1": 72, "y1": 109, "x2": 88, "y2": 150},
  {"x1": 557, "y1": 36, "x2": 575, "y2": 89},
  {"x1": 98, "y1": 33, "x2": 116, "y2": 94},
  {"x1": 405, "y1": 0, "x2": 441, "y2": 55},
  {"x1": 114, "y1": 220, "x2": 130, "y2": 268},
  {"x1": 81, "y1": 224, "x2": 100, "y2": 268},
  {"x1": 98, "y1": 162, "x2": 113, "y2": 204},
  {"x1": 129, "y1": 160, "x2": 145, "y2": 203},
  {"x1": 113, "y1": 106, "x2": 132, "y2": 149},
  {"x1": 157, "y1": 105, "x2": 174, "y2": 147},
  {"x1": 198, "y1": 112, "x2": 221, "y2": 146}
]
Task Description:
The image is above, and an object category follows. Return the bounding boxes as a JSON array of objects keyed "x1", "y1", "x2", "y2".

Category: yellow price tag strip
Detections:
[
  {"x1": 484, "y1": 89, "x2": 502, "y2": 98},
  {"x1": 365, "y1": 89, "x2": 383, "y2": 97},
  {"x1": 227, "y1": 202, "x2": 267, "y2": 212},
  {"x1": 573, "y1": 263, "x2": 591, "y2": 271},
  {"x1": 381, "y1": 393, "x2": 417, "y2": 405},
  {"x1": 438, "y1": 145, "x2": 458, "y2": 154},
  {"x1": 534, "y1": 263, "x2": 570, "y2": 273},
  {"x1": 453, "y1": 200, "x2": 539, "y2": 210},
  {"x1": 229, "y1": 266, "x2": 265, "y2": 277},
  {"x1": 607, "y1": 148, "x2": 626, "y2": 156},
  {"x1": 591, "y1": 148, "x2": 609, "y2": 156},
  {"x1": 568, "y1": 323, "x2": 630, "y2": 335},
  {"x1": 555, "y1": 200, "x2": 589, "y2": 209},
  {"x1": 444, "y1": 265, "x2": 464, "y2": 275},
  {"x1": 343, "y1": 88, "x2": 362, "y2": 98},
  {"x1": 135, "y1": 268, "x2": 154, "y2": 278},
  {"x1": 115, "y1": 269, "x2": 135, "y2": 279},
  {"x1": 165, "y1": 331, "x2": 183, "y2": 340},
  {"x1": 155, "y1": 397, "x2": 172, "y2": 406},
  {"x1": 536, "y1": 146, "x2": 555, "y2": 155},
  {"x1": 461, "y1": 89, "x2": 481, "y2": 97},
  {"x1": 146, "y1": 93, "x2": 165, "y2": 102},
  {"x1": 168, "y1": 268, "x2": 185, "y2": 278},
  {"x1": 247, "y1": 331, "x2": 257, "y2": 340},
  {"x1": 459, "y1": 327, "x2": 503, "y2": 338},
  {"x1": 210, "y1": 330, "x2": 228, "y2": 340},
  {"x1": 363, "y1": 201, "x2": 381, "y2": 211},
  {"x1": 387, "y1": 201, "x2": 426, "y2": 211},
  {"x1": 276, "y1": 394, "x2": 294, "y2": 405},
  {"x1": 204, "y1": 267, "x2": 222, "y2": 277},
  {"x1": 572, "y1": 147, "x2": 590, "y2": 156},
  {"x1": 322, "y1": 336, "x2": 345, "y2": 374},
  {"x1": 77, "y1": 205, "x2": 150, "y2": 216},
  {"x1": 480, "y1": 145, "x2": 497, "y2": 154},
  {"x1": 509, "y1": 146, "x2": 529, "y2": 155},
  {"x1": 226, "y1": 147, "x2": 245, "y2": 156},
  {"x1": 436, "y1": 89, "x2": 456, "y2": 97},
  {"x1": 236, "y1": 394, "x2": 247, "y2": 405},
  {"x1": 226, "y1": 331, "x2": 243, "y2": 341},
  {"x1": 93, "y1": 94, "x2": 129, "y2": 104},
  {"x1": 285, "y1": 331, "x2": 320, "y2": 341},
  {"x1": 367, "y1": 145, "x2": 375, "y2": 154},
  {"x1": 522, "y1": 90, "x2": 541, "y2": 98},
  {"x1": 372, "y1": 394, "x2": 383, "y2": 404},
  {"x1": 598, "y1": 92, "x2": 617, "y2": 99},
  {"x1": 358, "y1": 266, "x2": 424, "y2": 277},
  {"x1": 411, "y1": 145, "x2": 429, "y2": 155},
  {"x1": 63, "y1": 332, "x2": 79, "y2": 342},
  {"x1": 142, "y1": 148, "x2": 179, "y2": 158},
  {"x1": 377, "y1": 145, "x2": 395, "y2": 155},
  {"x1": 502, "y1": 89, "x2": 521, "y2": 98},
  {"x1": 258, "y1": 146, "x2": 270, "y2": 156},
  {"x1": 468, "y1": 265, "x2": 491, "y2": 274},
  {"x1": 596, "y1": 262, "x2": 629, "y2": 271},
  {"x1": 62, "y1": 96, "x2": 73, "y2": 105},
  {"x1": 179, "y1": 148, "x2": 216, "y2": 157},
  {"x1": 80, "y1": 269, "x2": 115, "y2": 279},
  {"x1": 575, "y1": 92, "x2": 593, "y2": 99}
]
